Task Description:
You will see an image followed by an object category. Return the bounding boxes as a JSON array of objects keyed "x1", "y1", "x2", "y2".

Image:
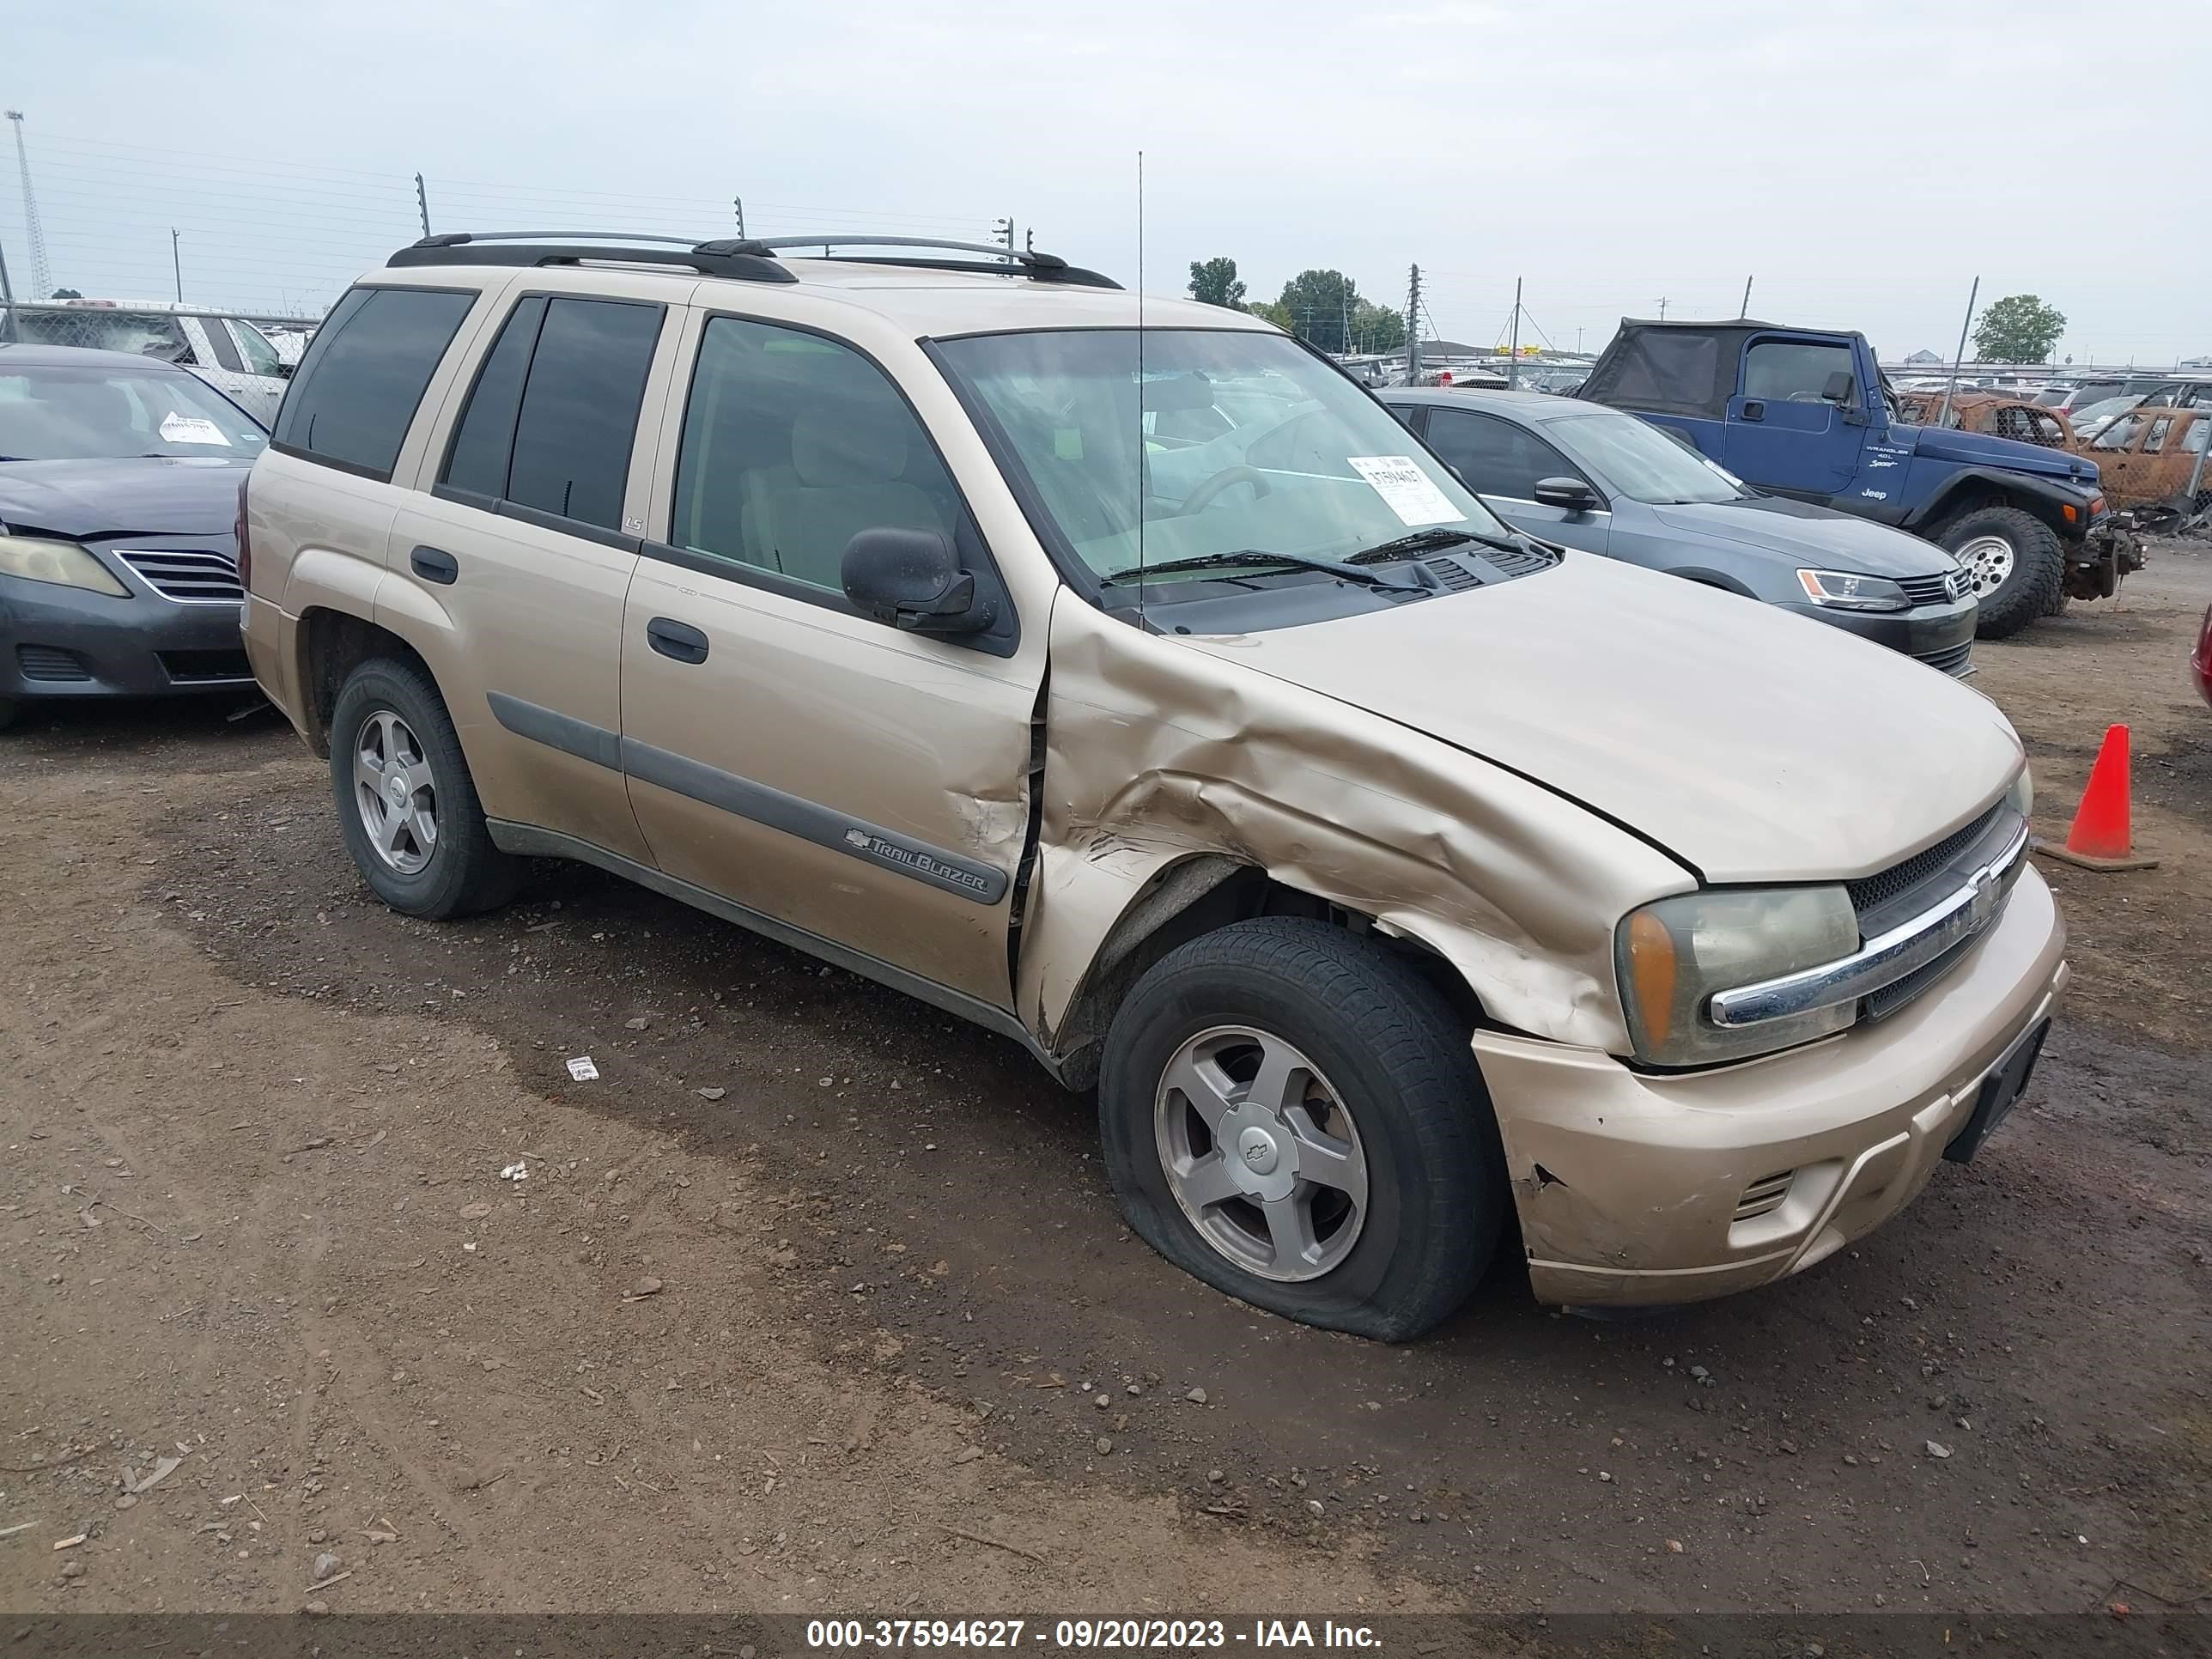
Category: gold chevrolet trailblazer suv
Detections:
[{"x1": 241, "y1": 231, "x2": 2066, "y2": 1340}]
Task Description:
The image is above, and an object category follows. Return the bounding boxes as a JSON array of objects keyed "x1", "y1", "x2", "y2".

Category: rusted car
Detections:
[
  {"x1": 1897, "y1": 390, "x2": 2073, "y2": 451},
  {"x1": 2078, "y1": 406, "x2": 2212, "y2": 531}
]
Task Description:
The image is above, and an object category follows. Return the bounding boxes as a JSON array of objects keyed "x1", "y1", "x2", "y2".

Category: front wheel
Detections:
[
  {"x1": 1936, "y1": 505, "x2": 2063, "y2": 640},
  {"x1": 329, "y1": 658, "x2": 519, "y2": 919},
  {"x1": 0, "y1": 697, "x2": 17, "y2": 733},
  {"x1": 1098, "y1": 917, "x2": 1505, "y2": 1341}
]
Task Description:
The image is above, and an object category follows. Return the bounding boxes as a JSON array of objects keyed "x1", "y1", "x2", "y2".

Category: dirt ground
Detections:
[{"x1": 3, "y1": 542, "x2": 2208, "y2": 1620}]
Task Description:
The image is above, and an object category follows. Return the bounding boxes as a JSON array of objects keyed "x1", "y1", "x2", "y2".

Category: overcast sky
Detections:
[{"x1": 8, "y1": 2, "x2": 2208, "y2": 365}]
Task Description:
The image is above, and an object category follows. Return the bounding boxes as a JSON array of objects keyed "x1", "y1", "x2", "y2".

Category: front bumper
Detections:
[
  {"x1": 1777, "y1": 596, "x2": 1977, "y2": 675},
  {"x1": 1476, "y1": 864, "x2": 2068, "y2": 1307},
  {"x1": 2, "y1": 573, "x2": 252, "y2": 702}
]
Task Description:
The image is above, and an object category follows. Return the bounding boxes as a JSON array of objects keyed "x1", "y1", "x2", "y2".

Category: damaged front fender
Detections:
[{"x1": 1017, "y1": 599, "x2": 1696, "y2": 1063}]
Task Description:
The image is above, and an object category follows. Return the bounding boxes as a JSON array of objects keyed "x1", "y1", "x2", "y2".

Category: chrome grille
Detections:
[
  {"x1": 118, "y1": 549, "x2": 243, "y2": 604},
  {"x1": 1847, "y1": 802, "x2": 2007, "y2": 922},
  {"x1": 1734, "y1": 1170, "x2": 1795, "y2": 1223},
  {"x1": 1897, "y1": 571, "x2": 1960, "y2": 608}
]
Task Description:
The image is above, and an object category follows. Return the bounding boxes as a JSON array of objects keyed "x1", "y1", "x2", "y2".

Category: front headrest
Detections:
[{"x1": 792, "y1": 401, "x2": 908, "y2": 485}]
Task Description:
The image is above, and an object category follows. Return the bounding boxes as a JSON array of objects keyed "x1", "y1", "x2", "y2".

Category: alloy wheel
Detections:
[
  {"x1": 353, "y1": 708, "x2": 439, "y2": 875},
  {"x1": 1956, "y1": 534, "x2": 2017, "y2": 597},
  {"x1": 1153, "y1": 1024, "x2": 1370, "y2": 1283}
]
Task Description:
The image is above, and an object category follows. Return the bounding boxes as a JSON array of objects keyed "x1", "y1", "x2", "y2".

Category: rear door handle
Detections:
[
  {"x1": 1741, "y1": 400, "x2": 1765, "y2": 422},
  {"x1": 646, "y1": 617, "x2": 709, "y2": 665},
  {"x1": 410, "y1": 544, "x2": 459, "y2": 585}
]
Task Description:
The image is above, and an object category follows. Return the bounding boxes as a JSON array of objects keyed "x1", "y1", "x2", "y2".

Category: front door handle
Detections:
[
  {"x1": 646, "y1": 617, "x2": 709, "y2": 665},
  {"x1": 1740, "y1": 400, "x2": 1765, "y2": 422},
  {"x1": 410, "y1": 544, "x2": 459, "y2": 585}
]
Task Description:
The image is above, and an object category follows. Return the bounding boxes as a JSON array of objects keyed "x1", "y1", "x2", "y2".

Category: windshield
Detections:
[
  {"x1": 2068, "y1": 394, "x2": 2144, "y2": 439},
  {"x1": 0, "y1": 363, "x2": 268, "y2": 461},
  {"x1": 1546, "y1": 410, "x2": 1746, "y2": 505},
  {"x1": 933, "y1": 329, "x2": 1510, "y2": 585}
]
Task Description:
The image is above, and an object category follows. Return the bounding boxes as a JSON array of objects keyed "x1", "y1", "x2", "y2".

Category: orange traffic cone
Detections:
[{"x1": 2037, "y1": 724, "x2": 2159, "y2": 871}]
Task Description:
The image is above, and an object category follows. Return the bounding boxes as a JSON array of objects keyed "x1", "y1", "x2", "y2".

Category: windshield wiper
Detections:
[
  {"x1": 1350, "y1": 524, "x2": 1540, "y2": 564},
  {"x1": 1100, "y1": 550, "x2": 1433, "y2": 593}
]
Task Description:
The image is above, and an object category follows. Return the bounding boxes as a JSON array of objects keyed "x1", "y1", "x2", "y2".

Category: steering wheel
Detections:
[{"x1": 1179, "y1": 464, "x2": 1273, "y2": 514}]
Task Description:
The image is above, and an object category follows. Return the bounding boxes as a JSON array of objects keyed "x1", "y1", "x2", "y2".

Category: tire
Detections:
[
  {"x1": 1935, "y1": 505, "x2": 2063, "y2": 640},
  {"x1": 329, "y1": 657, "x2": 519, "y2": 920},
  {"x1": 0, "y1": 697, "x2": 17, "y2": 733},
  {"x1": 1097, "y1": 916, "x2": 1505, "y2": 1341}
]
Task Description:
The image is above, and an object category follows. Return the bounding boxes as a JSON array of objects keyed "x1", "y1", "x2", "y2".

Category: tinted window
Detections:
[
  {"x1": 671, "y1": 317, "x2": 965, "y2": 592},
  {"x1": 502, "y1": 298, "x2": 661, "y2": 532},
  {"x1": 198, "y1": 317, "x2": 244, "y2": 372},
  {"x1": 1743, "y1": 339, "x2": 1857, "y2": 406},
  {"x1": 440, "y1": 296, "x2": 548, "y2": 501},
  {"x1": 1422, "y1": 408, "x2": 1583, "y2": 500},
  {"x1": 275, "y1": 286, "x2": 474, "y2": 478}
]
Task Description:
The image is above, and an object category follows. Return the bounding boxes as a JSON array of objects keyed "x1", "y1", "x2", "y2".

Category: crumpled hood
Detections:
[
  {"x1": 1892, "y1": 420, "x2": 2100, "y2": 489},
  {"x1": 1182, "y1": 553, "x2": 2022, "y2": 883},
  {"x1": 1648, "y1": 495, "x2": 1958, "y2": 579},
  {"x1": 0, "y1": 456, "x2": 250, "y2": 541}
]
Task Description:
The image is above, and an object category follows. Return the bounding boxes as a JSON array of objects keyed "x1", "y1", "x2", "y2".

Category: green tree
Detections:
[
  {"x1": 1349, "y1": 299, "x2": 1405, "y2": 355},
  {"x1": 1187, "y1": 257, "x2": 1246, "y2": 310},
  {"x1": 50, "y1": 287, "x2": 82, "y2": 299},
  {"x1": 1972, "y1": 294, "x2": 2067, "y2": 364},
  {"x1": 1246, "y1": 299, "x2": 1294, "y2": 331},
  {"x1": 1275, "y1": 270, "x2": 1362, "y2": 354}
]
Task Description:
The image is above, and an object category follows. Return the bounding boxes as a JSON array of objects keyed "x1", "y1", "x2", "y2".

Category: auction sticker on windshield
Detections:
[
  {"x1": 1347, "y1": 455, "x2": 1464, "y2": 527},
  {"x1": 158, "y1": 412, "x2": 231, "y2": 446}
]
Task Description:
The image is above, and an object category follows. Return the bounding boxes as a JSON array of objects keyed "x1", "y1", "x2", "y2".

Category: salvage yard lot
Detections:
[{"x1": 3, "y1": 544, "x2": 2208, "y2": 1616}]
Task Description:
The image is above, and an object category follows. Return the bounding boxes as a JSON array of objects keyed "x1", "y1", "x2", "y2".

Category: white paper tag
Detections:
[
  {"x1": 159, "y1": 412, "x2": 230, "y2": 446},
  {"x1": 565, "y1": 1056, "x2": 599, "y2": 1081},
  {"x1": 1346, "y1": 455, "x2": 1465, "y2": 527}
]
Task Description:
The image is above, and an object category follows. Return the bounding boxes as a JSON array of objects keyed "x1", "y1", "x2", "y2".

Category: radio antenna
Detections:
[{"x1": 1135, "y1": 149, "x2": 1147, "y2": 631}]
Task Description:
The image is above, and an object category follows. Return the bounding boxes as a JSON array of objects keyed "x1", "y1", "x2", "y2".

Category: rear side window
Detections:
[
  {"x1": 230, "y1": 319, "x2": 284, "y2": 379},
  {"x1": 504, "y1": 299, "x2": 661, "y2": 531},
  {"x1": 1422, "y1": 408, "x2": 1583, "y2": 501},
  {"x1": 439, "y1": 296, "x2": 659, "y2": 533},
  {"x1": 275, "y1": 286, "x2": 474, "y2": 480}
]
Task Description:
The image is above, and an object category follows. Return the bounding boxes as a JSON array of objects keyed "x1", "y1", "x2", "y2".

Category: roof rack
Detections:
[
  {"x1": 387, "y1": 230, "x2": 795, "y2": 283},
  {"x1": 385, "y1": 230, "x2": 1119, "y2": 290}
]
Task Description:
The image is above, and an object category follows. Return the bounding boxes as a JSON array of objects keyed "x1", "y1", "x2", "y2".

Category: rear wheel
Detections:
[
  {"x1": 1936, "y1": 505, "x2": 2063, "y2": 640},
  {"x1": 1098, "y1": 917, "x2": 1504, "y2": 1341},
  {"x1": 330, "y1": 658, "x2": 519, "y2": 919}
]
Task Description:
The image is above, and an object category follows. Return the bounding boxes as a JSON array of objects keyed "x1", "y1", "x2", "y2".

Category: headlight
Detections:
[
  {"x1": 1796, "y1": 569, "x2": 1911, "y2": 612},
  {"x1": 2006, "y1": 764, "x2": 2033, "y2": 823},
  {"x1": 1616, "y1": 886, "x2": 1859, "y2": 1066},
  {"x1": 0, "y1": 531, "x2": 130, "y2": 598}
]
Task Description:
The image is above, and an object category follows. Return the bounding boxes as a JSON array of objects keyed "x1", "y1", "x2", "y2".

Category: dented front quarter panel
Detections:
[{"x1": 1018, "y1": 598, "x2": 1697, "y2": 1058}]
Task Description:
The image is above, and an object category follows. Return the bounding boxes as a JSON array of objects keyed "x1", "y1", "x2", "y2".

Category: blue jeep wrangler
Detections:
[{"x1": 1577, "y1": 319, "x2": 2142, "y2": 638}]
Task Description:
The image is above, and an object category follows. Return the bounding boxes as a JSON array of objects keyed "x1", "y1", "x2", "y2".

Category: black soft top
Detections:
[{"x1": 1581, "y1": 318, "x2": 1851, "y2": 420}]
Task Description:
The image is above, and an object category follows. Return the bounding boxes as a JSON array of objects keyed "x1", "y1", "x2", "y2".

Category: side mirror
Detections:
[
  {"x1": 1820, "y1": 368, "x2": 1856, "y2": 404},
  {"x1": 841, "y1": 527, "x2": 995, "y2": 636},
  {"x1": 1532, "y1": 476, "x2": 1601, "y2": 513}
]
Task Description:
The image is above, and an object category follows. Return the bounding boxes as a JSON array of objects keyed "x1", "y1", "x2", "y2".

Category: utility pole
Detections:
[
  {"x1": 6, "y1": 111, "x2": 52, "y2": 300},
  {"x1": 993, "y1": 216, "x2": 1015, "y2": 252},
  {"x1": 1575, "y1": 325, "x2": 1583, "y2": 354},
  {"x1": 1024, "y1": 228, "x2": 1034, "y2": 253},
  {"x1": 414, "y1": 173, "x2": 431, "y2": 238},
  {"x1": 1936, "y1": 274, "x2": 1979, "y2": 429},
  {"x1": 1340, "y1": 287, "x2": 1350, "y2": 359},
  {"x1": 1406, "y1": 265, "x2": 1422, "y2": 386},
  {"x1": 1657, "y1": 295, "x2": 1669, "y2": 322},
  {"x1": 170, "y1": 228, "x2": 182, "y2": 302},
  {"x1": 732, "y1": 197, "x2": 745, "y2": 238},
  {"x1": 1739, "y1": 275, "x2": 1753, "y2": 319},
  {"x1": 1506, "y1": 276, "x2": 1522, "y2": 388},
  {"x1": 0, "y1": 236, "x2": 13, "y2": 306}
]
